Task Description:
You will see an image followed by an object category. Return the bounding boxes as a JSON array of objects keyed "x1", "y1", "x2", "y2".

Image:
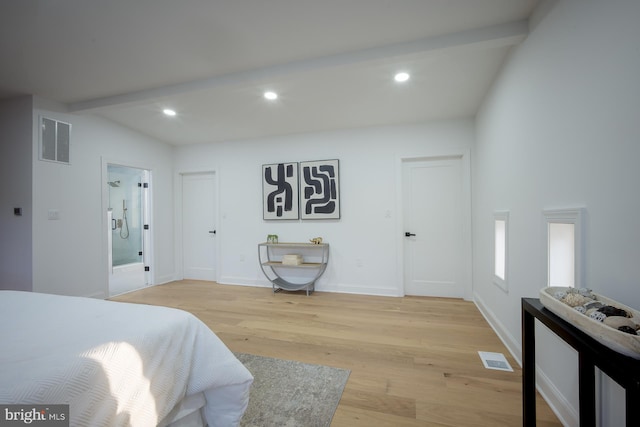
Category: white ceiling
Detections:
[{"x1": 0, "y1": 0, "x2": 538, "y2": 145}]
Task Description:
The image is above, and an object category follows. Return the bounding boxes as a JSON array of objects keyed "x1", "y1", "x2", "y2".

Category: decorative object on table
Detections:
[
  {"x1": 258, "y1": 242, "x2": 330, "y2": 296},
  {"x1": 300, "y1": 159, "x2": 340, "y2": 220},
  {"x1": 309, "y1": 237, "x2": 323, "y2": 244},
  {"x1": 282, "y1": 254, "x2": 303, "y2": 266},
  {"x1": 263, "y1": 162, "x2": 299, "y2": 220},
  {"x1": 540, "y1": 286, "x2": 640, "y2": 358},
  {"x1": 521, "y1": 298, "x2": 640, "y2": 427},
  {"x1": 267, "y1": 234, "x2": 279, "y2": 244}
]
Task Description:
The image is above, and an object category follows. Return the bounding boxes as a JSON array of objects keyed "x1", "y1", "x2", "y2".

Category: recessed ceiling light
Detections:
[
  {"x1": 163, "y1": 108, "x2": 177, "y2": 117},
  {"x1": 394, "y1": 72, "x2": 410, "y2": 83},
  {"x1": 264, "y1": 91, "x2": 278, "y2": 101}
]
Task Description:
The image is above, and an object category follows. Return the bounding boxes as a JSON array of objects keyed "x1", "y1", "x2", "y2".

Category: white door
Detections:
[
  {"x1": 403, "y1": 157, "x2": 465, "y2": 298},
  {"x1": 182, "y1": 172, "x2": 217, "y2": 281}
]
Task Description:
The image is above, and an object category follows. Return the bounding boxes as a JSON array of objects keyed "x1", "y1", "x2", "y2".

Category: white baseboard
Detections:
[
  {"x1": 535, "y1": 365, "x2": 577, "y2": 427},
  {"x1": 473, "y1": 291, "x2": 575, "y2": 427},
  {"x1": 218, "y1": 277, "x2": 401, "y2": 297},
  {"x1": 219, "y1": 276, "x2": 271, "y2": 288},
  {"x1": 319, "y1": 283, "x2": 401, "y2": 297},
  {"x1": 153, "y1": 274, "x2": 176, "y2": 285},
  {"x1": 473, "y1": 291, "x2": 521, "y2": 364}
]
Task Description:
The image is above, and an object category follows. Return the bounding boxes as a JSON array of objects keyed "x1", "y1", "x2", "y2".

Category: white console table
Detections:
[{"x1": 258, "y1": 242, "x2": 329, "y2": 295}]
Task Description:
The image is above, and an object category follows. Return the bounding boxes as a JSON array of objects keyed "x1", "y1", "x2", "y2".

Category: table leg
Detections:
[
  {"x1": 626, "y1": 381, "x2": 640, "y2": 427},
  {"x1": 522, "y1": 305, "x2": 536, "y2": 427},
  {"x1": 578, "y1": 353, "x2": 596, "y2": 427}
]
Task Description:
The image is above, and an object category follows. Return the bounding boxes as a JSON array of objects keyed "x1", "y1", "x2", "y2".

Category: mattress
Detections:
[{"x1": 0, "y1": 291, "x2": 253, "y2": 427}]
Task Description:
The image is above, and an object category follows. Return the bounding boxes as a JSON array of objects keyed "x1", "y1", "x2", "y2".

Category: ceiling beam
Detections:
[{"x1": 69, "y1": 20, "x2": 528, "y2": 112}]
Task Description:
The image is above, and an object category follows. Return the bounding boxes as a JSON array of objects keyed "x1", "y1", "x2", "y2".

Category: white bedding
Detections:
[{"x1": 0, "y1": 291, "x2": 253, "y2": 427}]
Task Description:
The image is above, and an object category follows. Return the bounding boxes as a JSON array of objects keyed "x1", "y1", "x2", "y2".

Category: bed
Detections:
[{"x1": 0, "y1": 290, "x2": 253, "y2": 427}]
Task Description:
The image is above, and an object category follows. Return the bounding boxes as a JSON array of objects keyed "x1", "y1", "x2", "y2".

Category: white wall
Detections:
[
  {"x1": 32, "y1": 99, "x2": 175, "y2": 298},
  {"x1": 474, "y1": 0, "x2": 640, "y2": 425},
  {"x1": 174, "y1": 120, "x2": 474, "y2": 296},
  {"x1": 0, "y1": 96, "x2": 33, "y2": 291}
]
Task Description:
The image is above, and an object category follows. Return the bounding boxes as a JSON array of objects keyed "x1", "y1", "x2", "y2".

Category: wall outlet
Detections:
[
  {"x1": 356, "y1": 258, "x2": 363, "y2": 267},
  {"x1": 47, "y1": 209, "x2": 60, "y2": 220}
]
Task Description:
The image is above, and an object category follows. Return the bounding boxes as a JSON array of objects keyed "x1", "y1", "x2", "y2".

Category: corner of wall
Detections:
[
  {"x1": 0, "y1": 95, "x2": 34, "y2": 291},
  {"x1": 473, "y1": 291, "x2": 521, "y2": 364},
  {"x1": 473, "y1": 291, "x2": 576, "y2": 426}
]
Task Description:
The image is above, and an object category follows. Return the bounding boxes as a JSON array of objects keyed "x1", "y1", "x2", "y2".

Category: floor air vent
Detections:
[{"x1": 478, "y1": 351, "x2": 513, "y2": 372}]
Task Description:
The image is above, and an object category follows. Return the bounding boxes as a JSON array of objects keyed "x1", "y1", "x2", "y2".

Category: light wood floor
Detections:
[{"x1": 111, "y1": 281, "x2": 561, "y2": 426}]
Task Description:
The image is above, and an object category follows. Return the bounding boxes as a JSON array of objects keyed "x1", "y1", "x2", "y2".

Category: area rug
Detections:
[{"x1": 234, "y1": 353, "x2": 350, "y2": 427}]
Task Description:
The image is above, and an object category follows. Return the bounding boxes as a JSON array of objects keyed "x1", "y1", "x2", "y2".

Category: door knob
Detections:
[
  {"x1": 405, "y1": 232, "x2": 416, "y2": 237},
  {"x1": 209, "y1": 230, "x2": 216, "y2": 234}
]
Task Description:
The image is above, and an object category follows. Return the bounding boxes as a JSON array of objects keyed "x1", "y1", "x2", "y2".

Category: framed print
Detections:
[
  {"x1": 263, "y1": 162, "x2": 299, "y2": 220},
  {"x1": 300, "y1": 159, "x2": 340, "y2": 219}
]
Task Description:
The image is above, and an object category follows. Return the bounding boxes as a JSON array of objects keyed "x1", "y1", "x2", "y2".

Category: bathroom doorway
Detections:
[{"x1": 106, "y1": 164, "x2": 151, "y2": 296}]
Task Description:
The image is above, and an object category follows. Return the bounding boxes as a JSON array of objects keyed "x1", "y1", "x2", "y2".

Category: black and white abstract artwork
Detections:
[
  {"x1": 300, "y1": 159, "x2": 340, "y2": 219},
  {"x1": 263, "y1": 162, "x2": 299, "y2": 220}
]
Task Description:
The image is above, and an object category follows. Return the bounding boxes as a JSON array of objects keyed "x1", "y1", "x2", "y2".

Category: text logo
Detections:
[{"x1": 1, "y1": 405, "x2": 69, "y2": 426}]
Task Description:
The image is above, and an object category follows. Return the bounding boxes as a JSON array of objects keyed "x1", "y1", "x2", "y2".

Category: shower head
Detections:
[{"x1": 107, "y1": 180, "x2": 120, "y2": 187}]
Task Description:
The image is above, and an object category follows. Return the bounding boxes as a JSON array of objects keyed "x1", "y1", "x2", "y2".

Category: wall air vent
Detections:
[{"x1": 40, "y1": 117, "x2": 71, "y2": 164}]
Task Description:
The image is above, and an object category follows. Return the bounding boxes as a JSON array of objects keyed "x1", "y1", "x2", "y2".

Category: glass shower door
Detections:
[{"x1": 107, "y1": 164, "x2": 148, "y2": 295}]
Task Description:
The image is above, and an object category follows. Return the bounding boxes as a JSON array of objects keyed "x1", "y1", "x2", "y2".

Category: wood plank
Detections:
[{"x1": 111, "y1": 281, "x2": 562, "y2": 426}]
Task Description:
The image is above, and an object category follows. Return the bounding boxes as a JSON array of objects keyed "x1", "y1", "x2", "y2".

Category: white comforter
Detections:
[{"x1": 0, "y1": 291, "x2": 253, "y2": 427}]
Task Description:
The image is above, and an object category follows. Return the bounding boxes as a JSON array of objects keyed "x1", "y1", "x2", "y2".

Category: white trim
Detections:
[
  {"x1": 175, "y1": 168, "x2": 220, "y2": 282},
  {"x1": 473, "y1": 291, "x2": 520, "y2": 363},
  {"x1": 542, "y1": 207, "x2": 585, "y2": 288},
  {"x1": 218, "y1": 277, "x2": 271, "y2": 288},
  {"x1": 153, "y1": 274, "x2": 175, "y2": 286},
  {"x1": 226, "y1": 275, "x2": 402, "y2": 297},
  {"x1": 474, "y1": 291, "x2": 575, "y2": 427},
  {"x1": 142, "y1": 169, "x2": 153, "y2": 287},
  {"x1": 395, "y1": 149, "x2": 472, "y2": 300},
  {"x1": 536, "y1": 365, "x2": 578, "y2": 427},
  {"x1": 493, "y1": 210, "x2": 509, "y2": 293},
  {"x1": 320, "y1": 283, "x2": 401, "y2": 297},
  {"x1": 101, "y1": 157, "x2": 155, "y2": 296}
]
